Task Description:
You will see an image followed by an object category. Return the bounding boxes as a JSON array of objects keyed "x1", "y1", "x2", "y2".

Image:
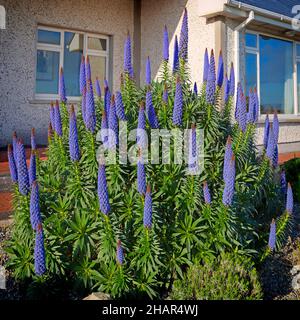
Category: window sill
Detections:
[
  {"x1": 257, "y1": 115, "x2": 300, "y2": 124},
  {"x1": 29, "y1": 98, "x2": 81, "y2": 105}
]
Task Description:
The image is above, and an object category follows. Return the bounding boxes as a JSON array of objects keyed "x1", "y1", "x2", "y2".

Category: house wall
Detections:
[
  {"x1": 140, "y1": 0, "x2": 216, "y2": 87},
  {"x1": 0, "y1": 0, "x2": 134, "y2": 146}
]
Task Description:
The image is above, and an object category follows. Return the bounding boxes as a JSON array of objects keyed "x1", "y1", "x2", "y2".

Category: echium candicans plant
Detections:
[
  {"x1": 30, "y1": 181, "x2": 42, "y2": 231},
  {"x1": 146, "y1": 89, "x2": 159, "y2": 129},
  {"x1": 163, "y1": 25, "x2": 169, "y2": 62},
  {"x1": 54, "y1": 101, "x2": 63, "y2": 137},
  {"x1": 172, "y1": 78, "x2": 183, "y2": 125},
  {"x1": 179, "y1": 8, "x2": 188, "y2": 61},
  {"x1": 85, "y1": 56, "x2": 92, "y2": 82},
  {"x1": 206, "y1": 50, "x2": 216, "y2": 105},
  {"x1": 286, "y1": 183, "x2": 293, "y2": 214},
  {"x1": 108, "y1": 95, "x2": 118, "y2": 147},
  {"x1": 95, "y1": 77, "x2": 101, "y2": 98},
  {"x1": 80, "y1": 55, "x2": 86, "y2": 94},
  {"x1": 12, "y1": 131, "x2": 18, "y2": 164},
  {"x1": 31, "y1": 128, "x2": 36, "y2": 151},
  {"x1": 34, "y1": 224, "x2": 46, "y2": 276},
  {"x1": 17, "y1": 139, "x2": 29, "y2": 196},
  {"x1": 124, "y1": 31, "x2": 133, "y2": 78},
  {"x1": 28, "y1": 150, "x2": 36, "y2": 186},
  {"x1": 59, "y1": 67, "x2": 67, "y2": 103},
  {"x1": 85, "y1": 81, "x2": 96, "y2": 133},
  {"x1": 69, "y1": 105, "x2": 80, "y2": 162},
  {"x1": 172, "y1": 35, "x2": 179, "y2": 73},
  {"x1": 268, "y1": 219, "x2": 276, "y2": 251},
  {"x1": 7, "y1": 24, "x2": 290, "y2": 298},
  {"x1": 8, "y1": 144, "x2": 18, "y2": 183},
  {"x1": 203, "y1": 48, "x2": 209, "y2": 83},
  {"x1": 263, "y1": 114, "x2": 270, "y2": 149},
  {"x1": 216, "y1": 51, "x2": 224, "y2": 88},
  {"x1": 116, "y1": 240, "x2": 124, "y2": 265},
  {"x1": 145, "y1": 56, "x2": 151, "y2": 85}
]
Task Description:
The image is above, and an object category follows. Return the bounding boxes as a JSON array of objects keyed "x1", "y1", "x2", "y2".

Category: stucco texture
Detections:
[
  {"x1": 140, "y1": 0, "x2": 215, "y2": 88},
  {"x1": 0, "y1": 0, "x2": 133, "y2": 146}
]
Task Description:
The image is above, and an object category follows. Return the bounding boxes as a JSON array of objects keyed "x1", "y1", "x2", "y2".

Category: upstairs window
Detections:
[
  {"x1": 36, "y1": 26, "x2": 109, "y2": 100},
  {"x1": 245, "y1": 32, "x2": 298, "y2": 115}
]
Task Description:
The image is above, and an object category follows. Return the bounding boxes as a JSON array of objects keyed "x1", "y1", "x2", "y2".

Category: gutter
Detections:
[
  {"x1": 234, "y1": 10, "x2": 255, "y2": 102},
  {"x1": 227, "y1": 0, "x2": 293, "y2": 24}
]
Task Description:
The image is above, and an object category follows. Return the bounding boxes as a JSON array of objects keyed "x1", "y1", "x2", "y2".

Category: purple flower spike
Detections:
[
  {"x1": 163, "y1": 25, "x2": 169, "y2": 61},
  {"x1": 217, "y1": 51, "x2": 224, "y2": 88},
  {"x1": 203, "y1": 181, "x2": 211, "y2": 204},
  {"x1": 31, "y1": 128, "x2": 36, "y2": 150},
  {"x1": 116, "y1": 240, "x2": 124, "y2": 265},
  {"x1": 229, "y1": 63, "x2": 235, "y2": 97},
  {"x1": 247, "y1": 88, "x2": 255, "y2": 124},
  {"x1": 95, "y1": 77, "x2": 101, "y2": 98},
  {"x1": 143, "y1": 185, "x2": 152, "y2": 228},
  {"x1": 54, "y1": 101, "x2": 63, "y2": 136},
  {"x1": 206, "y1": 50, "x2": 216, "y2": 105},
  {"x1": 29, "y1": 151, "x2": 36, "y2": 186},
  {"x1": 12, "y1": 132, "x2": 18, "y2": 165},
  {"x1": 101, "y1": 111, "x2": 109, "y2": 148},
  {"x1": 50, "y1": 104, "x2": 55, "y2": 131},
  {"x1": 235, "y1": 83, "x2": 242, "y2": 120},
  {"x1": 97, "y1": 163, "x2": 110, "y2": 215},
  {"x1": 17, "y1": 139, "x2": 29, "y2": 196},
  {"x1": 104, "y1": 83, "x2": 111, "y2": 118},
  {"x1": 124, "y1": 32, "x2": 134, "y2": 78},
  {"x1": 286, "y1": 183, "x2": 293, "y2": 214},
  {"x1": 268, "y1": 219, "x2": 276, "y2": 251},
  {"x1": 224, "y1": 74, "x2": 230, "y2": 104},
  {"x1": 203, "y1": 48, "x2": 209, "y2": 83},
  {"x1": 163, "y1": 84, "x2": 168, "y2": 104},
  {"x1": 30, "y1": 181, "x2": 42, "y2": 231},
  {"x1": 188, "y1": 124, "x2": 197, "y2": 173},
  {"x1": 86, "y1": 82, "x2": 96, "y2": 133},
  {"x1": 115, "y1": 91, "x2": 126, "y2": 120},
  {"x1": 137, "y1": 151, "x2": 147, "y2": 195},
  {"x1": 146, "y1": 90, "x2": 159, "y2": 129},
  {"x1": 59, "y1": 67, "x2": 67, "y2": 103},
  {"x1": 172, "y1": 78, "x2": 183, "y2": 126},
  {"x1": 280, "y1": 170, "x2": 287, "y2": 195},
  {"x1": 145, "y1": 56, "x2": 151, "y2": 85},
  {"x1": 273, "y1": 145, "x2": 278, "y2": 168},
  {"x1": 80, "y1": 55, "x2": 86, "y2": 94},
  {"x1": 8, "y1": 144, "x2": 18, "y2": 183},
  {"x1": 223, "y1": 136, "x2": 233, "y2": 182},
  {"x1": 85, "y1": 56, "x2": 91, "y2": 82},
  {"x1": 222, "y1": 155, "x2": 236, "y2": 206},
  {"x1": 172, "y1": 35, "x2": 179, "y2": 73},
  {"x1": 81, "y1": 86, "x2": 87, "y2": 125},
  {"x1": 253, "y1": 88, "x2": 259, "y2": 122},
  {"x1": 193, "y1": 82, "x2": 198, "y2": 96},
  {"x1": 179, "y1": 8, "x2": 188, "y2": 61},
  {"x1": 266, "y1": 125, "x2": 275, "y2": 161},
  {"x1": 263, "y1": 114, "x2": 270, "y2": 149},
  {"x1": 34, "y1": 224, "x2": 46, "y2": 276},
  {"x1": 108, "y1": 95, "x2": 118, "y2": 148},
  {"x1": 137, "y1": 104, "x2": 147, "y2": 149},
  {"x1": 238, "y1": 93, "x2": 247, "y2": 132},
  {"x1": 273, "y1": 111, "x2": 279, "y2": 145},
  {"x1": 69, "y1": 105, "x2": 80, "y2": 162}
]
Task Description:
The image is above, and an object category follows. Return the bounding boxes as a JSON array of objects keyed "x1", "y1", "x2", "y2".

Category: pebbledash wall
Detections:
[{"x1": 0, "y1": 0, "x2": 134, "y2": 146}]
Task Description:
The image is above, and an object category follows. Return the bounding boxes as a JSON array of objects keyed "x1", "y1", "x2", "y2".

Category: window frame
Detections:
[
  {"x1": 35, "y1": 26, "x2": 110, "y2": 101},
  {"x1": 245, "y1": 30, "x2": 299, "y2": 117}
]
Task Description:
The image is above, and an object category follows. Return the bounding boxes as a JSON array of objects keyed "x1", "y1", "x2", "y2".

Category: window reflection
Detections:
[
  {"x1": 64, "y1": 32, "x2": 83, "y2": 96},
  {"x1": 89, "y1": 55, "x2": 106, "y2": 89},
  {"x1": 245, "y1": 52, "x2": 257, "y2": 95},
  {"x1": 259, "y1": 35, "x2": 294, "y2": 114}
]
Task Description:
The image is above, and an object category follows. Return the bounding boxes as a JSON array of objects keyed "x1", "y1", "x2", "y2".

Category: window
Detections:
[
  {"x1": 245, "y1": 32, "x2": 298, "y2": 115},
  {"x1": 36, "y1": 26, "x2": 109, "y2": 100}
]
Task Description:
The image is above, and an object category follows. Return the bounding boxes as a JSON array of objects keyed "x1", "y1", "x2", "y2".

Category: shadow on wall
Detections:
[{"x1": 140, "y1": 0, "x2": 189, "y2": 83}]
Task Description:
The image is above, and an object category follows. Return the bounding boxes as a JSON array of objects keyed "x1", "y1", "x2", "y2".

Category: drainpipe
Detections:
[{"x1": 234, "y1": 10, "x2": 255, "y2": 96}]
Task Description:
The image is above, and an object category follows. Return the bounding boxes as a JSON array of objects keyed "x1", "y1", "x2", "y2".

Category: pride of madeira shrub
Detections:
[{"x1": 5, "y1": 8, "x2": 295, "y2": 299}]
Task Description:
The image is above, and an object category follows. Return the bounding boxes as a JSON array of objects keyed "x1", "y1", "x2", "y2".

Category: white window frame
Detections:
[
  {"x1": 36, "y1": 26, "x2": 110, "y2": 101},
  {"x1": 245, "y1": 30, "x2": 299, "y2": 118}
]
